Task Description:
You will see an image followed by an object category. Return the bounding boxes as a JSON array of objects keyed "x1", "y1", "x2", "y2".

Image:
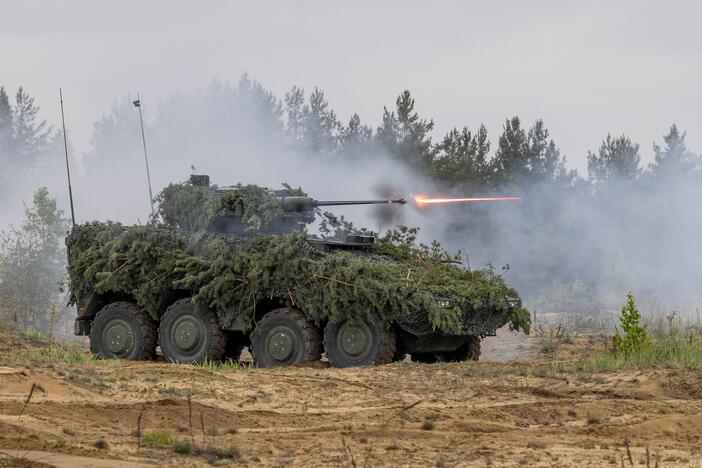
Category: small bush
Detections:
[
  {"x1": 582, "y1": 440, "x2": 595, "y2": 449},
  {"x1": 541, "y1": 343, "x2": 557, "y2": 354},
  {"x1": 173, "y1": 439, "x2": 192, "y2": 454},
  {"x1": 613, "y1": 292, "x2": 649, "y2": 354},
  {"x1": 143, "y1": 430, "x2": 174, "y2": 447},
  {"x1": 421, "y1": 418, "x2": 435, "y2": 430},
  {"x1": 93, "y1": 439, "x2": 109, "y2": 450}
]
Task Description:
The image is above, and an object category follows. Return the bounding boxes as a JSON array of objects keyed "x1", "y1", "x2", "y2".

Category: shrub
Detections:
[
  {"x1": 173, "y1": 439, "x2": 192, "y2": 454},
  {"x1": 613, "y1": 292, "x2": 649, "y2": 354},
  {"x1": 93, "y1": 439, "x2": 109, "y2": 450}
]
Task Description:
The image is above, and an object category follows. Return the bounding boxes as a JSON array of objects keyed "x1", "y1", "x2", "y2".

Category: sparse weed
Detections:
[
  {"x1": 421, "y1": 418, "x2": 435, "y2": 430},
  {"x1": 586, "y1": 410, "x2": 604, "y2": 425},
  {"x1": 582, "y1": 440, "x2": 595, "y2": 449},
  {"x1": 196, "y1": 358, "x2": 249, "y2": 372},
  {"x1": 527, "y1": 440, "x2": 546, "y2": 449},
  {"x1": 540, "y1": 343, "x2": 557, "y2": 354}
]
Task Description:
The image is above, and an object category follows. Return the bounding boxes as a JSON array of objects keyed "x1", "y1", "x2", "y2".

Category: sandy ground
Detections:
[{"x1": 1, "y1": 328, "x2": 701, "y2": 467}]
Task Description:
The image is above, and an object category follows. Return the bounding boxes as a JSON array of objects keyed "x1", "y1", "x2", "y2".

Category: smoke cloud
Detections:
[{"x1": 2, "y1": 78, "x2": 701, "y2": 324}]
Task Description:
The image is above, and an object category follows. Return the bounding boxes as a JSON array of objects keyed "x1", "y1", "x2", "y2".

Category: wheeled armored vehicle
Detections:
[{"x1": 68, "y1": 175, "x2": 529, "y2": 367}]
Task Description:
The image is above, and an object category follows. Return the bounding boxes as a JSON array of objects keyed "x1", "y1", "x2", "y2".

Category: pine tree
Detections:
[
  {"x1": 284, "y1": 86, "x2": 306, "y2": 148},
  {"x1": 491, "y1": 117, "x2": 528, "y2": 186},
  {"x1": 613, "y1": 292, "x2": 649, "y2": 354},
  {"x1": 0, "y1": 86, "x2": 12, "y2": 161},
  {"x1": 12, "y1": 87, "x2": 51, "y2": 169},
  {"x1": 648, "y1": 124, "x2": 697, "y2": 180},
  {"x1": 0, "y1": 187, "x2": 68, "y2": 331},
  {"x1": 302, "y1": 87, "x2": 339, "y2": 159},
  {"x1": 587, "y1": 134, "x2": 641, "y2": 189},
  {"x1": 432, "y1": 125, "x2": 490, "y2": 188},
  {"x1": 340, "y1": 113, "x2": 372, "y2": 162},
  {"x1": 491, "y1": 117, "x2": 567, "y2": 187},
  {"x1": 376, "y1": 90, "x2": 435, "y2": 172},
  {"x1": 527, "y1": 119, "x2": 567, "y2": 181},
  {"x1": 237, "y1": 74, "x2": 284, "y2": 140}
]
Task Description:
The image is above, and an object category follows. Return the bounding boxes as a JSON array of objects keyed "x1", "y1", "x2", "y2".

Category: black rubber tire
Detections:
[
  {"x1": 250, "y1": 308, "x2": 322, "y2": 368},
  {"x1": 158, "y1": 298, "x2": 226, "y2": 364},
  {"x1": 324, "y1": 313, "x2": 396, "y2": 368},
  {"x1": 440, "y1": 336, "x2": 482, "y2": 362},
  {"x1": 222, "y1": 331, "x2": 247, "y2": 362},
  {"x1": 90, "y1": 302, "x2": 157, "y2": 360}
]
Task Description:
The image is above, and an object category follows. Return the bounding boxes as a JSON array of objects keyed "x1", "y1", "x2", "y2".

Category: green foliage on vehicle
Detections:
[{"x1": 66, "y1": 220, "x2": 529, "y2": 336}]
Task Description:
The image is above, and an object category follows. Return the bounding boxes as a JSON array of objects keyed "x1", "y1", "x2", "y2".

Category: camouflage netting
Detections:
[
  {"x1": 153, "y1": 181, "x2": 306, "y2": 233},
  {"x1": 66, "y1": 179, "x2": 529, "y2": 336},
  {"x1": 66, "y1": 220, "x2": 530, "y2": 336}
]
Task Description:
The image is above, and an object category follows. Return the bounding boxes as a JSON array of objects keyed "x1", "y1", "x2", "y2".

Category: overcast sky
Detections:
[{"x1": 1, "y1": 0, "x2": 700, "y2": 174}]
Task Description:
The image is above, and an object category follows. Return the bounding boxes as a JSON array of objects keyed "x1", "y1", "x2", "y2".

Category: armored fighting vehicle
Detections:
[{"x1": 67, "y1": 175, "x2": 529, "y2": 367}]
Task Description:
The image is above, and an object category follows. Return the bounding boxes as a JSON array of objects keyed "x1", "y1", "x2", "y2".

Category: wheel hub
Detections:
[
  {"x1": 337, "y1": 321, "x2": 372, "y2": 360},
  {"x1": 103, "y1": 319, "x2": 134, "y2": 357},
  {"x1": 266, "y1": 325, "x2": 298, "y2": 362},
  {"x1": 172, "y1": 316, "x2": 203, "y2": 353}
]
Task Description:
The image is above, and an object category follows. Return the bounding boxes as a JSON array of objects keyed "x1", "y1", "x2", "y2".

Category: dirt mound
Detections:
[{"x1": 0, "y1": 367, "x2": 97, "y2": 401}]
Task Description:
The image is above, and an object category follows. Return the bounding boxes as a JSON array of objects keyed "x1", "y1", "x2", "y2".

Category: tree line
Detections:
[{"x1": 1, "y1": 79, "x2": 700, "y2": 331}]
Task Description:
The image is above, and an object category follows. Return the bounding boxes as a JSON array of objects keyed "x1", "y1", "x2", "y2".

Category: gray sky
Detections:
[{"x1": 1, "y1": 0, "x2": 700, "y2": 173}]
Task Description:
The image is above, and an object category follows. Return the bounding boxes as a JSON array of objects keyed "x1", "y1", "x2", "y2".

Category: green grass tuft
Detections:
[
  {"x1": 143, "y1": 430, "x2": 174, "y2": 447},
  {"x1": 578, "y1": 336, "x2": 702, "y2": 371},
  {"x1": 195, "y1": 358, "x2": 250, "y2": 372}
]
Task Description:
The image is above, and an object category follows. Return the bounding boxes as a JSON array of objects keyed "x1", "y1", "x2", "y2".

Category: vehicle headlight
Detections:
[{"x1": 437, "y1": 298, "x2": 454, "y2": 308}]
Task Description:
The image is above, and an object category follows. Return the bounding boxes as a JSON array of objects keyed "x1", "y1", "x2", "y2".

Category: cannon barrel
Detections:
[{"x1": 276, "y1": 196, "x2": 406, "y2": 212}]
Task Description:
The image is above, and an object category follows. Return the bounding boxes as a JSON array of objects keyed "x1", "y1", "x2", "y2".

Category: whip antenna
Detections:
[
  {"x1": 133, "y1": 93, "x2": 155, "y2": 216},
  {"x1": 59, "y1": 88, "x2": 76, "y2": 226}
]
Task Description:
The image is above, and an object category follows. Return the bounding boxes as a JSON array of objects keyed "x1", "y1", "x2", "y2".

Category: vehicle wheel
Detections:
[
  {"x1": 90, "y1": 302, "x2": 157, "y2": 360},
  {"x1": 159, "y1": 299, "x2": 226, "y2": 364},
  {"x1": 324, "y1": 312, "x2": 396, "y2": 368},
  {"x1": 441, "y1": 336, "x2": 481, "y2": 362},
  {"x1": 222, "y1": 331, "x2": 247, "y2": 362},
  {"x1": 250, "y1": 308, "x2": 321, "y2": 368}
]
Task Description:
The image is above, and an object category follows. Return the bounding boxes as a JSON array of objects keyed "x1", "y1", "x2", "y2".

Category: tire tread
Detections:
[{"x1": 90, "y1": 301, "x2": 157, "y2": 360}]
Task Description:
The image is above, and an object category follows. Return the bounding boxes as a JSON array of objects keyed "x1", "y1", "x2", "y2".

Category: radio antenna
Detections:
[
  {"x1": 133, "y1": 93, "x2": 155, "y2": 217},
  {"x1": 59, "y1": 88, "x2": 76, "y2": 226}
]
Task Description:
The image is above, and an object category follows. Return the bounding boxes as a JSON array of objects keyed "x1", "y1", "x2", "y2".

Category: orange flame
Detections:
[{"x1": 413, "y1": 195, "x2": 522, "y2": 205}]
